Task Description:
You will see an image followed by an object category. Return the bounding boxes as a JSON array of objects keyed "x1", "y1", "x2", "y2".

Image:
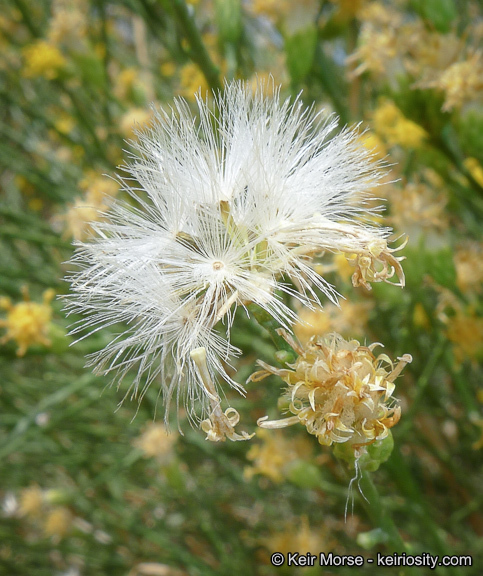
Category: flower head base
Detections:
[
  {"x1": 65, "y1": 79, "x2": 399, "y2": 422},
  {"x1": 252, "y1": 330, "x2": 411, "y2": 448}
]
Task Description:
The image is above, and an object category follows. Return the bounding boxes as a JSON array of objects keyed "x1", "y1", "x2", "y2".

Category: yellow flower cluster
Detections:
[
  {"x1": 18, "y1": 485, "x2": 44, "y2": 518},
  {"x1": 252, "y1": 331, "x2": 411, "y2": 448},
  {"x1": 22, "y1": 40, "x2": 66, "y2": 80},
  {"x1": 0, "y1": 287, "x2": 55, "y2": 356},
  {"x1": 348, "y1": 3, "x2": 401, "y2": 77},
  {"x1": 437, "y1": 53, "x2": 483, "y2": 111},
  {"x1": 329, "y1": 0, "x2": 366, "y2": 21},
  {"x1": 435, "y1": 284, "x2": 483, "y2": 365},
  {"x1": 352, "y1": 6, "x2": 483, "y2": 114},
  {"x1": 18, "y1": 485, "x2": 72, "y2": 541},
  {"x1": 405, "y1": 24, "x2": 482, "y2": 111},
  {"x1": 114, "y1": 68, "x2": 140, "y2": 101},
  {"x1": 179, "y1": 62, "x2": 210, "y2": 100},
  {"x1": 47, "y1": 0, "x2": 87, "y2": 46},
  {"x1": 372, "y1": 100, "x2": 427, "y2": 149},
  {"x1": 358, "y1": 131, "x2": 388, "y2": 162},
  {"x1": 248, "y1": 0, "x2": 289, "y2": 20},
  {"x1": 43, "y1": 507, "x2": 72, "y2": 540}
]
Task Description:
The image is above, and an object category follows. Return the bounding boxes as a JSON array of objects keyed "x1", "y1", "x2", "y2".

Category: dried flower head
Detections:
[
  {"x1": 191, "y1": 347, "x2": 254, "y2": 442},
  {"x1": 65, "y1": 80, "x2": 400, "y2": 422},
  {"x1": 251, "y1": 330, "x2": 411, "y2": 448}
]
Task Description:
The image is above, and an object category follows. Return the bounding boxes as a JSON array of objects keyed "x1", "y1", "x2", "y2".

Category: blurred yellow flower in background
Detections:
[
  {"x1": 114, "y1": 68, "x2": 141, "y2": 101},
  {"x1": 0, "y1": 287, "x2": 55, "y2": 356},
  {"x1": 244, "y1": 428, "x2": 312, "y2": 483},
  {"x1": 119, "y1": 107, "x2": 153, "y2": 139},
  {"x1": 22, "y1": 40, "x2": 66, "y2": 79},
  {"x1": 387, "y1": 180, "x2": 449, "y2": 234},
  {"x1": 454, "y1": 242, "x2": 483, "y2": 295},
  {"x1": 61, "y1": 173, "x2": 119, "y2": 241},
  {"x1": 294, "y1": 299, "x2": 373, "y2": 344},
  {"x1": 133, "y1": 423, "x2": 177, "y2": 461},
  {"x1": 464, "y1": 157, "x2": 483, "y2": 188},
  {"x1": 43, "y1": 507, "x2": 73, "y2": 540},
  {"x1": 47, "y1": 0, "x2": 87, "y2": 46},
  {"x1": 445, "y1": 308, "x2": 483, "y2": 366},
  {"x1": 437, "y1": 53, "x2": 483, "y2": 111},
  {"x1": 372, "y1": 100, "x2": 427, "y2": 149},
  {"x1": 179, "y1": 62, "x2": 210, "y2": 99},
  {"x1": 262, "y1": 515, "x2": 331, "y2": 558},
  {"x1": 18, "y1": 486, "x2": 44, "y2": 518}
]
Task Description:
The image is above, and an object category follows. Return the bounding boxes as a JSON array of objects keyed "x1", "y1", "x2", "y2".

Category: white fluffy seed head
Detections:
[{"x1": 64, "y1": 79, "x2": 392, "y2": 423}]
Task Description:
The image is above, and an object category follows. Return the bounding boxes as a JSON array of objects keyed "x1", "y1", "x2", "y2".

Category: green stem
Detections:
[
  {"x1": 167, "y1": 0, "x2": 222, "y2": 92},
  {"x1": 347, "y1": 18, "x2": 361, "y2": 120},
  {"x1": 398, "y1": 335, "x2": 447, "y2": 437},
  {"x1": 95, "y1": 0, "x2": 114, "y2": 127},
  {"x1": 0, "y1": 373, "x2": 96, "y2": 460},
  {"x1": 312, "y1": 43, "x2": 349, "y2": 125},
  {"x1": 53, "y1": 81, "x2": 108, "y2": 161},
  {"x1": 387, "y1": 445, "x2": 460, "y2": 575},
  {"x1": 357, "y1": 470, "x2": 407, "y2": 554},
  {"x1": 431, "y1": 127, "x2": 483, "y2": 198},
  {"x1": 448, "y1": 362, "x2": 478, "y2": 418},
  {"x1": 12, "y1": 0, "x2": 41, "y2": 37},
  {"x1": 247, "y1": 303, "x2": 295, "y2": 362}
]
